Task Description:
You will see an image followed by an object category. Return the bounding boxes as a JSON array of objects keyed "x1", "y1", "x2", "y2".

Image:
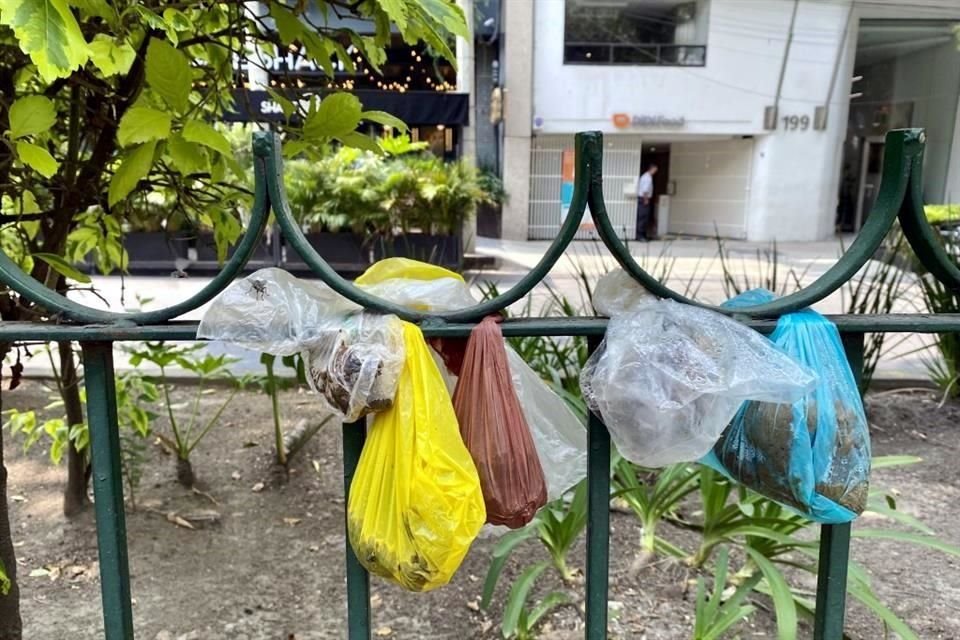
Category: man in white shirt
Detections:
[{"x1": 636, "y1": 163, "x2": 658, "y2": 241}]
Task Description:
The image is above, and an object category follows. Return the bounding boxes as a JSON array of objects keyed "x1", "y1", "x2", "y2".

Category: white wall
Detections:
[
  {"x1": 533, "y1": 0, "x2": 799, "y2": 136},
  {"x1": 745, "y1": 1, "x2": 857, "y2": 242},
  {"x1": 669, "y1": 139, "x2": 753, "y2": 238}
]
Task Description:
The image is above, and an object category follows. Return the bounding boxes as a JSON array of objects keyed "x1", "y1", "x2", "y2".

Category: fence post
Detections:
[
  {"x1": 813, "y1": 332, "x2": 864, "y2": 639},
  {"x1": 81, "y1": 342, "x2": 134, "y2": 639},
  {"x1": 585, "y1": 335, "x2": 610, "y2": 640},
  {"x1": 342, "y1": 419, "x2": 371, "y2": 640}
]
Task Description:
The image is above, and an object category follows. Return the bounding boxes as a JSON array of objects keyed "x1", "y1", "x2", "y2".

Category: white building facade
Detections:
[{"x1": 499, "y1": 0, "x2": 960, "y2": 242}]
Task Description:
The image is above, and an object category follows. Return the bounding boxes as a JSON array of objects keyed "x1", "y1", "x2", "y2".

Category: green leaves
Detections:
[
  {"x1": 108, "y1": 141, "x2": 157, "y2": 207},
  {"x1": 8, "y1": 95, "x2": 56, "y2": 138},
  {"x1": 0, "y1": 0, "x2": 89, "y2": 81},
  {"x1": 501, "y1": 562, "x2": 547, "y2": 639},
  {"x1": 117, "y1": 106, "x2": 172, "y2": 146},
  {"x1": 302, "y1": 94, "x2": 408, "y2": 151},
  {"x1": 744, "y1": 547, "x2": 797, "y2": 640},
  {"x1": 304, "y1": 93, "x2": 363, "y2": 139},
  {"x1": 10, "y1": 98, "x2": 59, "y2": 176},
  {"x1": 88, "y1": 33, "x2": 135, "y2": 76},
  {"x1": 361, "y1": 110, "x2": 408, "y2": 132},
  {"x1": 481, "y1": 526, "x2": 537, "y2": 609},
  {"x1": 32, "y1": 251, "x2": 91, "y2": 283},
  {"x1": 693, "y1": 547, "x2": 760, "y2": 640},
  {"x1": 145, "y1": 38, "x2": 192, "y2": 113},
  {"x1": 167, "y1": 133, "x2": 206, "y2": 176},
  {"x1": 182, "y1": 120, "x2": 231, "y2": 157},
  {"x1": 16, "y1": 141, "x2": 58, "y2": 177},
  {"x1": 269, "y1": 4, "x2": 302, "y2": 44},
  {"x1": 0, "y1": 557, "x2": 9, "y2": 595}
]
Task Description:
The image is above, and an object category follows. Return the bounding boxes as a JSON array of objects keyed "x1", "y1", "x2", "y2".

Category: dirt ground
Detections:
[{"x1": 5, "y1": 382, "x2": 960, "y2": 640}]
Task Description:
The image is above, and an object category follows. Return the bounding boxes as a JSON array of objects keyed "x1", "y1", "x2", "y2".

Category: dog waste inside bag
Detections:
[
  {"x1": 453, "y1": 316, "x2": 548, "y2": 529},
  {"x1": 347, "y1": 322, "x2": 485, "y2": 591},
  {"x1": 703, "y1": 289, "x2": 871, "y2": 523},
  {"x1": 580, "y1": 269, "x2": 816, "y2": 468},
  {"x1": 197, "y1": 268, "x2": 404, "y2": 422}
]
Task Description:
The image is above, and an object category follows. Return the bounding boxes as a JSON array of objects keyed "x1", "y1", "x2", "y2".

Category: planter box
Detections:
[
  {"x1": 283, "y1": 232, "x2": 372, "y2": 272},
  {"x1": 124, "y1": 231, "x2": 191, "y2": 273},
  {"x1": 194, "y1": 231, "x2": 275, "y2": 270},
  {"x1": 375, "y1": 233, "x2": 462, "y2": 268},
  {"x1": 477, "y1": 202, "x2": 502, "y2": 239}
]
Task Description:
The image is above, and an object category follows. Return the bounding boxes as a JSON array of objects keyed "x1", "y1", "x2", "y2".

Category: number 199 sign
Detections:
[{"x1": 559, "y1": 149, "x2": 595, "y2": 232}]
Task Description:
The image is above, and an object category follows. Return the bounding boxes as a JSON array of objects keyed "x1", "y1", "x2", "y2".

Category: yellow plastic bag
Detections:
[{"x1": 347, "y1": 321, "x2": 486, "y2": 591}]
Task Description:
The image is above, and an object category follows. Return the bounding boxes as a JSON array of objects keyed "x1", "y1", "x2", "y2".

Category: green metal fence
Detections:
[{"x1": 1, "y1": 127, "x2": 958, "y2": 639}]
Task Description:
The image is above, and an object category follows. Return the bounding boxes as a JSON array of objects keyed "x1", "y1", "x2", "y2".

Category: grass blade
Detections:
[
  {"x1": 852, "y1": 529, "x2": 960, "y2": 556},
  {"x1": 501, "y1": 562, "x2": 548, "y2": 639},
  {"x1": 745, "y1": 547, "x2": 798, "y2": 640},
  {"x1": 481, "y1": 527, "x2": 536, "y2": 609}
]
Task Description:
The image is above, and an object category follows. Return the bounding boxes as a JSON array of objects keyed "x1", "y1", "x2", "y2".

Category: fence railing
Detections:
[{"x1": 1, "y1": 127, "x2": 958, "y2": 639}]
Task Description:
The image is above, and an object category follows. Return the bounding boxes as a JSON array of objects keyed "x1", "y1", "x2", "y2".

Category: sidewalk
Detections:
[{"x1": 16, "y1": 235, "x2": 935, "y2": 384}]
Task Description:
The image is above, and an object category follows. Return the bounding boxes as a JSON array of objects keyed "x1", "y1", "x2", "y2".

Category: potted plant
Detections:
[
  {"x1": 476, "y1": 167, "x2": 506, "y2": 238},
  {"x1": 283, "y1": 153, "x2": 377, "y2": 271},
  {"x1": 377, "y1": 155, "x2": 488, "y2": 267}
]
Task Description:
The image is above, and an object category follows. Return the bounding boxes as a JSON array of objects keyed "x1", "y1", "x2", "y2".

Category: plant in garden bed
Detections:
[
  {"x1": 692, "y1": 547, "x2": 761, "y2": 640},
  {"x1": 917, "y1": 271, "x2": 960, "y2": 398},
  {"x1": 256, "y1": 353, "x2": 333, "y2": 472},
  {"x1": 671, "y1": 457, "x2": 960, "y2": 639},
  {"x1": 482, "y1": 481, "x2": 589, "y2": 602},
  {"x1": 125, "y1": 342, "x2": 239, "y2": 487},
  {"x1": 3, "y1": 361, "x2": 156, "y2": 509},
  {"x1": 612, "y1": 456, "x2": 699, "y2": 566},
  {"x1": 499, "y1": 562, "x2": 572, "y2": 640}
]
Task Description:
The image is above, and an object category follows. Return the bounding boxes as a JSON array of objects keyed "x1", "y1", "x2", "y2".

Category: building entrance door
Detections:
[
  {"x1": 640, "y1": 145, "x2": 671, "y2": 239},
  {"x1": 855, "y1": 137, "x2": 885, "y2": 231}
]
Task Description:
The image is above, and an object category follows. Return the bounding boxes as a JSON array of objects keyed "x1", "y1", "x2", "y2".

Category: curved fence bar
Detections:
[
  {"x1": 263, "y1": 131, "x2": 598, "y2": 322},
  {"x1": 591, "y1": 129, "x2": 922, "y2": 317},
  {"x1": 0, "y1": 156, "x2": 272, "y2": 325},
  {"x1": 898, "y1": 139, "x2": 960, "y2": 291}
]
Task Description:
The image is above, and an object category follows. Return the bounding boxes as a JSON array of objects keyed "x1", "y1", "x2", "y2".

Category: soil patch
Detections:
[{"x1": 5, "y1": 383, "x2": 959, "y2": 639}]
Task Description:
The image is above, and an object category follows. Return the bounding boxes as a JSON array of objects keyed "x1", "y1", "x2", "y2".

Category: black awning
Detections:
[{"x1": 225, "y1": 89, "x2": 469, "y2": 126}]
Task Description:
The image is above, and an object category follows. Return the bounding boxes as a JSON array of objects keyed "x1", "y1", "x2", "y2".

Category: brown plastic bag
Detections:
[{"x1": 452, "y1": 317, "x2": 548, "y2": 528}]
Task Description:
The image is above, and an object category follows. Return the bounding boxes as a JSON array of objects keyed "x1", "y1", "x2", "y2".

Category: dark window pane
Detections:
[
  {"x1": 612, "y1": 45, "x2": 659, "y2": 64},
  {"x1": 659, "y1": 45, "x2": 706, "y2": 66},
  {"x1": 565, "y1": 44, "x2": 610, "y2": 63},
  {"x1": 564, "y1": 0, "x2": 708, "y2": 66}
]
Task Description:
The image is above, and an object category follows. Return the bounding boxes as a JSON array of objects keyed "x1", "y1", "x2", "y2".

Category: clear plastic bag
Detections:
[
  {"x1": 303, "y1": 314, "x2": 405, "y2": 421},
  {"x1": 347, "y1": 321, "x2": 485, "y2": 591},
  {"x1": 507, "y1": 349, "x2": 587, "y2": 499},
  {"x1": 453, "y1": 317, "x2": 547, "y2": 528},
  {"x1": 581, "y1": 276, "x2": 816, "y2": 467},
  {"x1": 198, "y1": 268, "x2": 404, "y2": 422},
  {"x1": 591, "y1": 267, "x2": 654, "y2": 316},
  {"x1": 703, "y1": 289, "x2": 871, "y2": 523}
]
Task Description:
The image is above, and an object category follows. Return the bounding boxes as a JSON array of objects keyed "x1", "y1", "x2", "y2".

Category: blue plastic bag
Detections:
[{"x1": 702, "y1": 289, "x2": 871, "y2": 523}]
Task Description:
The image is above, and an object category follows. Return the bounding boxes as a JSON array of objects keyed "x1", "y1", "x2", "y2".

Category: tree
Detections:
[{"x1": 0, "y1": 1, "x2": 467, "y2": 636}]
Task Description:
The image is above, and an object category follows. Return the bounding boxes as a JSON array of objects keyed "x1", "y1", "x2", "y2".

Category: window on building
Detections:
[{"x1": 564, "y1": 0, "x2": 709, "y2": 66}]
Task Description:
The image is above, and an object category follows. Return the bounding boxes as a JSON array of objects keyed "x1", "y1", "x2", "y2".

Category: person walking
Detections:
[{"x1": 635, "y1": 163, "x2": 657, "y2": 241}]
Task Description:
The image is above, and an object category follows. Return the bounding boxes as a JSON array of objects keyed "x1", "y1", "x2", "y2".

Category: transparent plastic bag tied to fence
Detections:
[
  {"x1": 454, "y1": 317, "x2": 548, "y2": 528},
  {"x1": 197, "y1": 268, "x2": 404, "y2": 422},
  {"x1": 703, "y1": 289, "x2": 871, "y2": 523},
  {"x1": 347, "y1": 321, "x2": 485, "y2": 591},
  {"x1": 355, "y1": 258, "x2": 588, "y2": 498},
  {"x1": 581, "y1": 270, "x2": 817, "y2": 467}
]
